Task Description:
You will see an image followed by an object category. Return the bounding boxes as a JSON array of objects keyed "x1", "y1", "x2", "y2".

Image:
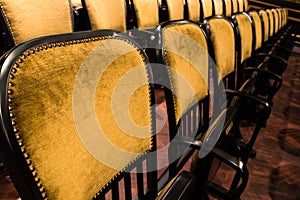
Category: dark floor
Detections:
[
  {"x1": 0, "y1": 46, "x2": 299, "y2": 200},
  {"x1": 211, "y1": 46, "x2": 300, "y2": 200}
]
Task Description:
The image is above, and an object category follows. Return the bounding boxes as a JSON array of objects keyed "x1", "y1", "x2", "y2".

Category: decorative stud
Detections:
[
  {"x1": 21, "y1": 54, "x2": 26, "y2": 59},
  {"x1": 20, "y1": 147, "x2": 25, "y2": 153},
  {"x1": 23, "y1": 153, "x2": 29, "y2": 159},
  {"x1": 29, "y1": 165, "x2": 34, "y2": 171},
  {"x1": 15, "y1": 133, "x2": 21, "y2": 140},
  {"x1": 11, "y1": 68, "x2": 17, "y2": 73},
  {"x1": 34, "y1": 177, "x2": 40, "y2": 182},
  {"x1": 32, "y1": 171, "x2": 37, "y2": 177},
  {"x1": 18, "y1": 141, "x2": 23, "y2": 147},
  {"x1": 26, "y1": 160, "x2": 31, "y2": 165}
]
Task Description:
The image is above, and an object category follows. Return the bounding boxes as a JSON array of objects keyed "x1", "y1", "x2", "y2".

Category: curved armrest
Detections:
[
  {"x1": 244, "y1": 67, "x2": 283, "y2": 93},
  {"x1": 256, "y1": 53, "x2": 287, "y2": 73},
  {"x1": 174, "y1": 107, "x2": 237, "y2": 171},
  {"x1": 226, "y1": 89, "x2": 271, "y2": 126}
]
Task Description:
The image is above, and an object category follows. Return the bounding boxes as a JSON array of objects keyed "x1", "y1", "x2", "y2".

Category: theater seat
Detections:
[
  {"x1": 0, "y1": 0, "x2": 74, "y2": 55},
  {"x1": 0, "y1": 29, "x2": 161, "y2": 200}
]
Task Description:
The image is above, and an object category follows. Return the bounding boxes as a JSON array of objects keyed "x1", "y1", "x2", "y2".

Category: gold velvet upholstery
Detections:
[
  {"x1": 224, "y1": 0, "x2": 233, "y2": 17},
  {"x1": 277, "y1": 8, "x2": 282, "y2": 30},
  {"x1": 266, "y1": 9, "x2": 274, "y2": 37},
  {"x1": 6, "y1": 34, "x2": 152, "y2": 199},
  {"x1": 0, "y1": 0, "x2": 73, "y2": 45},
  {"x1": 213, "y1": 0, "x2": 223, "y2": 16},
  {"x1": 283, "y1": 9, "x2": 288, "y2": 26},
  {"x1": 83, "y1": 0, "x2": 127, "y2": 31},
  {"x1": 243, "y1": 0, "x2": 249, "y2": 11},
  {"x1": 237, "y1": 0, "x2": 244, "y2": 12},
  {"x1": 200, "y1": 0, "x2": 213, "y2": 19},
  {"x1": 186, "y1": 0, "x2": 201, "y2": 21},
  {"x1": 235, "y1": 13, "x2": 253, "y2": 63},
  {"x1": 132, "y1": 0, "x2": 159, "y2": 28},
  {"x1": 249, "y1": 11, "x2": 263, "y2": 50},
  {"x1": 166, "y1": 0, "x2": 184, "y2": 20},
  {"x1": 162, "y1": 23, "x2": 209, "y2": 123},
  {"x1": 231, "y1": 0, "x2": 239, "y2": 13},
  {"x1": 272, "y1": 8, "x2": 279, "y2": 34},
  {"x1": 207, "y1": 18, "x2": 235, "y2": 83},
  {"x1": 260, "y1": 10, "x2": 269, "y2": 42},
  {"x1": 71, "y1": 0, "x2": 82, "y2": 7}
]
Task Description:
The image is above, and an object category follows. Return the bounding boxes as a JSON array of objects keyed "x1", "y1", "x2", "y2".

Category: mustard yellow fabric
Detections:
[
  {"x1": 237, "y1": 0, "x2": 244, "y2": 12},
  {"x1": 267, "y1": 9, "x2": 274, "y2": 37},
  {"x1": 232, "y1": 0, "x2": 239, "y2": 13},
  {"x1": 162, "y1": 23, "x2": 209, "y2": 124},
  {"x1": 166, "y1": 0, "x2": 184, "y2": 20},
  {"x1": 223, "y1": 0, "x2": 233, "y2": 17},
  {"x1": 277, "y1": 8, "x2": 282, "y2": 29},
  {"x1": 243, "y1": 0, "x2": 249, "y2": 11},
  {"x1": 250, "y1": 11, "x2": 263, "y2": 50},
  {"x1": 272, "y1": 9, "x2": 279, "y2": 33},
  {"x1": 84, "y1": 0, "x2": 126, "y2": 31},
  {"x1": 208, "y1": 18, "x2": 235, "y2": 83},
  {"x1": 260, "y1": 10, "x2": 269, "y2": 42},
  {"x1": 200, "y1": 0, "x2": 213, "y2": 19},
  {"x1": 213, "y1": 0, "x2": 223, "y2": 15},
  {"x1": 71, "y1": 0, "x2": 82, "y2": 7},
  {"x1": 0, "y1": 0, "x2": 73, "y2": 45},
  {"x1": 236, "y1": 14, "x2": 253, "y2": 63},
  {"x1": 283, "y1": 9, "x2": 288, "y2": 26},
  {"x1": 187, "y1": 0, "x2": 200, "y2": 21},
  {"x1": 8, "y1": 38, "x2": 152, "y2": 199},
  {"x1": 132, "y1": 0, "x2": 159, "y2": 28}
]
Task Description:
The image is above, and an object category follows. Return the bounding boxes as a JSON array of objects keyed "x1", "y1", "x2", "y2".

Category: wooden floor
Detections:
[
  {"x1": 211, "y1": 45, "x2": 300, "y2": 200},
  {"x1": 0, "y1": 46, "x2": 299, "y2": 199}
]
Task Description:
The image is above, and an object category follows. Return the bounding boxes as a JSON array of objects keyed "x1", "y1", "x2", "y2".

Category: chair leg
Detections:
[{"x1": 229, "y1": 166, "x2": 249, "y2": 200}]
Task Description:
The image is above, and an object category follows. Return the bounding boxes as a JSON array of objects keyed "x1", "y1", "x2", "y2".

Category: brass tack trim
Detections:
[
  {"x1": 15, "y1": 134, "x2": 21, "y2": 140},
  {"x1": 20, "y1": 54, "x2": 26, "y2": 60},
  {"x1": 9, "y1": 35, "x2": 125, "y2": 200},
  {"x1": 26, "y1": 160, "x2": 31, "y2": 165}
]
